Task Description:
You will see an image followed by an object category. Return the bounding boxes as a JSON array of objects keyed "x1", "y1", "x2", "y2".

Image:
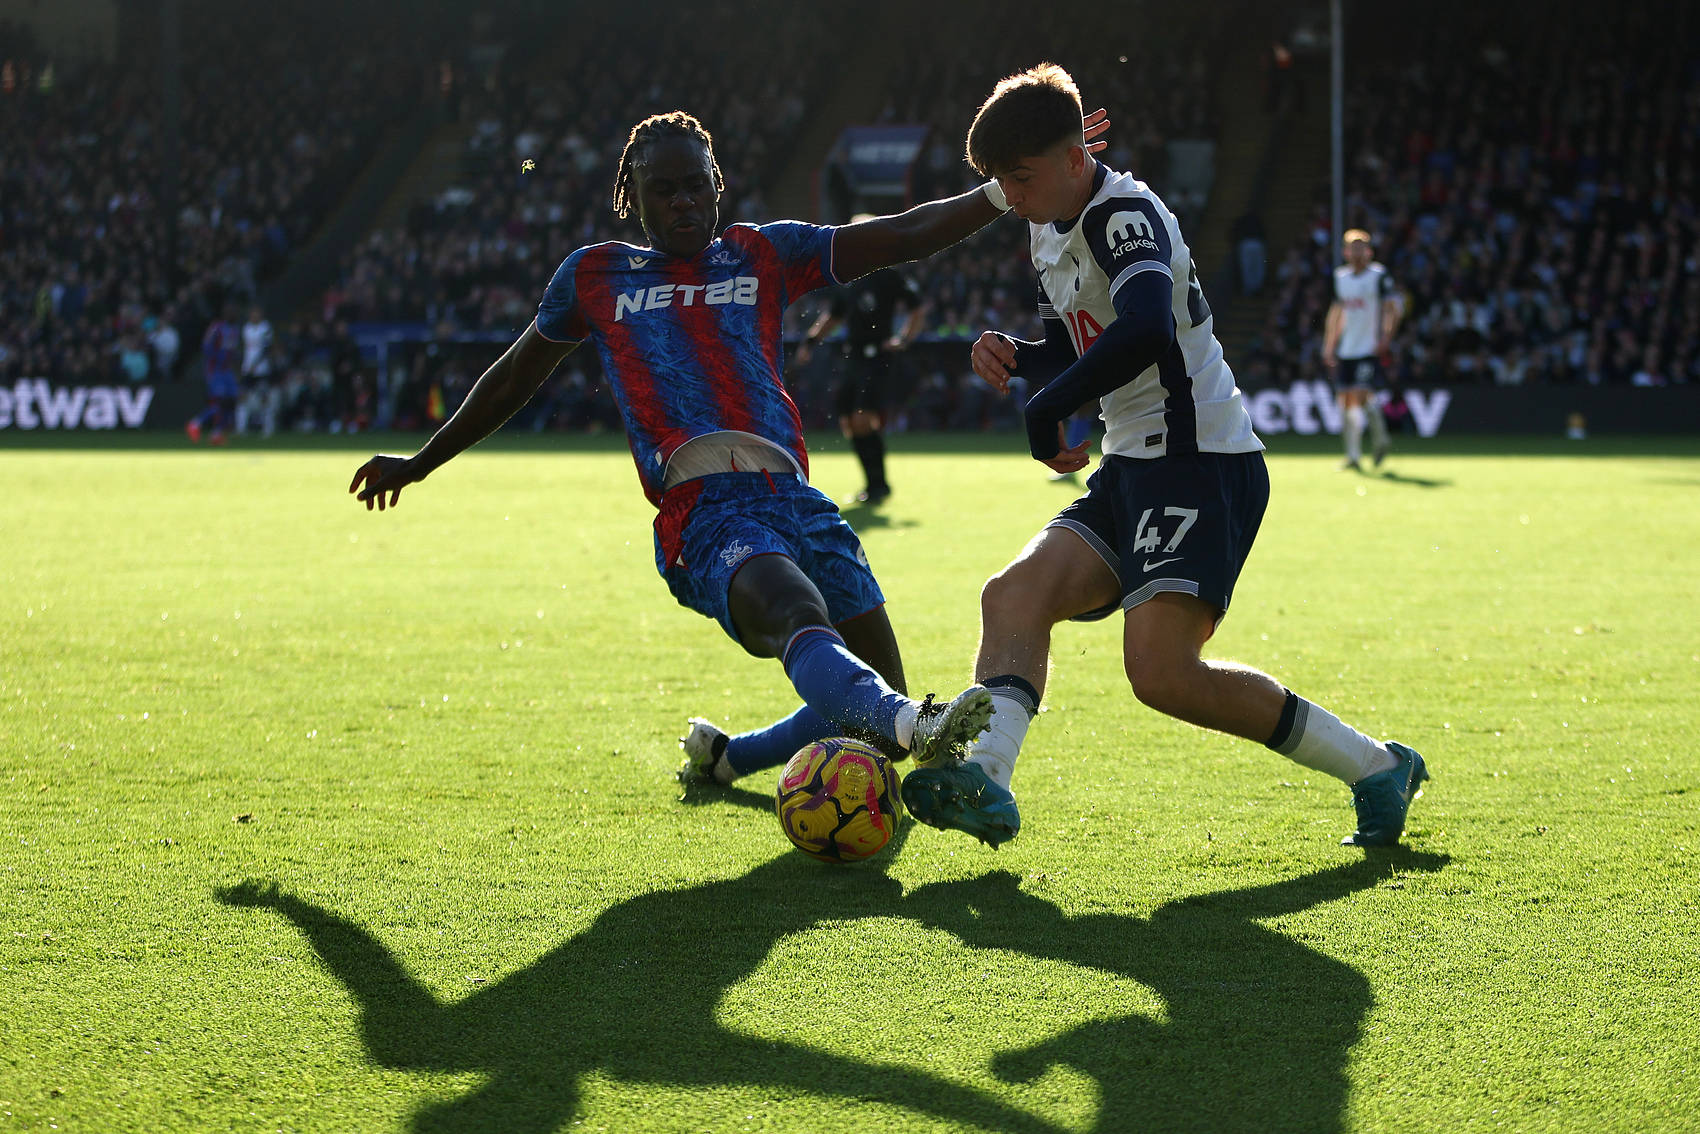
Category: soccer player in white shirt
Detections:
[
  {"x1": 1321, "y1": 230, "x2": 1401, "y2": 468},
  {"x1": 241, "y1": 306, "x2": 273, "y2": 379},
  {"x1": 900, "y1": 64, "x2": 1428, "y2": 850}
]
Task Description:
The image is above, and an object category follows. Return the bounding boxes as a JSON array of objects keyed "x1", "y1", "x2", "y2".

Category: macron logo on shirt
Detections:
[{"x1": 613, "y1": 276, "x2": 759, "y2": 322}]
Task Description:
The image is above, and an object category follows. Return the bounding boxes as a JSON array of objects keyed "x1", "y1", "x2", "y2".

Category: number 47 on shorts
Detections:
[{"x1": 1132, "y1": 506, "x2": 1198, "y2": 556}]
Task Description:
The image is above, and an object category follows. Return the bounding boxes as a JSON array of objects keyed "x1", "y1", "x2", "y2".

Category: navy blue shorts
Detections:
[
  {"x1": 1333, "y1": 355, "x2": 1387, "y2": 393},
  {"x1": 654, "y1": 471, "x2": 885, "y2": 646},
  {"x1": 1049, "y1": 451, "x2": 1269, "y2": 621}
]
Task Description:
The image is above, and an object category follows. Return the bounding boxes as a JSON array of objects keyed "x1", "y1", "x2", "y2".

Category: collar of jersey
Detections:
[
  {"x1": 641, "y1": 235, "x2": 725, "y2": 261},
  {"x1": 1051, "y1": 161, "x2": 1109, "y2": 236}
]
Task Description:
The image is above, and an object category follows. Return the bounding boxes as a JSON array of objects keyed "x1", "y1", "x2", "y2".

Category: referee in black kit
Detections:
[{"x1": 796, "y1": 238, "x2": 926, "y2": 506}]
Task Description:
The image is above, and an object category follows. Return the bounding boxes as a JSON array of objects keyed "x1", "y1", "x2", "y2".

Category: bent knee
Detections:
[
  {"x1": 1124, "y1": 655, "x2": 1196, "y2": 716},
  {"x1": 981, "y1": 561, "x2": 1088, "y2": 628},
  {"x1": 980, "y1": 569, "x2": 1028, "y2": 623},
  {"x1": 729, "y1": 591, "x2": 832, "y2": 658}
]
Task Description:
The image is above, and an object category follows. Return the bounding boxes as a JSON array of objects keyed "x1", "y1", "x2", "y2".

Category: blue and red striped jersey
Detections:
[
  {"x1": 536, "y1": 221, "x2": 838, "y2": 504},
  {"x1": 202, "y1": 320, "x2": 240, "y2": 378}
]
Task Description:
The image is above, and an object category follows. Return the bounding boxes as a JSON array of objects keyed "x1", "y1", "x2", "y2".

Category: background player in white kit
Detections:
[
  {"x1": 1322, "y1": 229, "x2": 1402, "y2": 469},
  {"x1": 901, "y1": 64, "x2": 1428, "y2": 850}
]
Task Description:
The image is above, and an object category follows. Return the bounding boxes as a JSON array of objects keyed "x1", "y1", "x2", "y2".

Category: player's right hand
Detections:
[
  {"x1": 349, "y1": 455, "x2": 420, "y2": 511},
  {"x1": 971, "y1": 331, "x2": 1019, "y2": 394}
]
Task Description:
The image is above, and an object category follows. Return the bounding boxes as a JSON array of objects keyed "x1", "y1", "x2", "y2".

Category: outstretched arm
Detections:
[
  {"x1": 830, "y1": 187, "x2": 1005, "y2": 283},
  {"x1": 349, "y1": 323, "x2": 576, "y2": 510},
  {"x1": 832, "y1": 109, "x2": 1110, "y2": 282}
]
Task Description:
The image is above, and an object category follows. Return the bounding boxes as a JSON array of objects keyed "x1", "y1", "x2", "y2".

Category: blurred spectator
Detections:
[
  {"x1": 1244, "y1": 0, "x2": 1698, "y2": 389},
  {"x1": 1234, "y1": 210, "x2": 1268, "y2": 295},
  {"x1": 0, "y1": 0, "x2": 464, "y2": 391},
  {"x1": 148, "y1": 308, "x2": 181, "y2": 379}
]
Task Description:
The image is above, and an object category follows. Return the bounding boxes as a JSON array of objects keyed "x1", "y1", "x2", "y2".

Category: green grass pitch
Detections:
[{"x1": 3, "y1": 432, "x2": 1697, "y2": 1133}]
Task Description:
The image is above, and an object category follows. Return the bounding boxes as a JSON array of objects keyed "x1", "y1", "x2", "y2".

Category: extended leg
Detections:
[
  {"x1": 727, "y1": 553, "x2": 986, "y2": 765},
  {"x1": 904, "y1": 527, "x2": 1118, "y2": 846},
  {"x1": 686, "y1": 603, "x2": 910, "y2": 783},
  {"x1": 1121, "y1": 592, "x2": 1426, "y2": 846}
]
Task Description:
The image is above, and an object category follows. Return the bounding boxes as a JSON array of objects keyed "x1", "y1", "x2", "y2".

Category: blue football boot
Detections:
[
  {"x1": 901, "y1": 760, "x2": 1021, "y2": 848},
  {"x1": 1342, "y1": 741, "x2": 1429, "y2": 847}
]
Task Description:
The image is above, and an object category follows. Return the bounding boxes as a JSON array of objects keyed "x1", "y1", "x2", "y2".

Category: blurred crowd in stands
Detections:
[
  {"x1": 2, "y1": 0, "x2": 1688, "y2": 442},
  {"x1": 1242, "y1": 1, "x2": 1700, "y2": 391},
  {"x1": 314, "y1": 1, "x2": 833, "y2": 433},
  {"x1": 313, "y1": 0, "x2": 1226, "y2": 434},
  {"x1": 0, "y1": 1, "x2": 475, "y2": 421}
]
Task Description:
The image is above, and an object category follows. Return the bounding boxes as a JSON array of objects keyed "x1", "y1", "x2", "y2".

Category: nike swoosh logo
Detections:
[{"x1": 1143, "y1": 557, "x2": 1182, "y2": 571}]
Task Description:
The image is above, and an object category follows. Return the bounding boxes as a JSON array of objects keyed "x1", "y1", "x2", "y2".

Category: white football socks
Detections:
[
  {"x1": 1268, "y1": 694, "x2": 1397, "y2": 784},
  {"x1": 712, "y1": 753, "x2": 739, "y2": 786},
  {"x1": 894, "y1": 701, "x2": 918, "y2": 751},
  {"x1": 1367, "y1": 402, "x2": 1389, "y2": 453},
  {"x1": 1343, "y1": 405, "x2": 1366, "y2": 463},
  {"x1": 966, "y1": 688, "x2": 1036, "y2": 789}
]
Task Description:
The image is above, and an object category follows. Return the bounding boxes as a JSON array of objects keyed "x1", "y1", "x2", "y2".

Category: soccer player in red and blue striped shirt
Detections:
[
  {"x1": 351, "y1": 110, "x2": 1105, "y2": 782},
  {"x1": 187, "y1": 303, "x2": 241, "y2": 444}
]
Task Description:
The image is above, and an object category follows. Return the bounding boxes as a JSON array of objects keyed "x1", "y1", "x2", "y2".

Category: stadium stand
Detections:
[
  {"x1": 316, "y1": 2, "x2": 839, "y2": 432},
  {"x1": 1242, "y1": 1, "x2": 1700, "y2": 391},
  {"x1": 0, "y1": 0, "x2": 456, "y2": 398},
  {"x1": 314, "y1": 0, "x2": 1227, "y2": 434},
  {"x1": 24, "y1": 0, "x2": 1685, "y2": 440}
]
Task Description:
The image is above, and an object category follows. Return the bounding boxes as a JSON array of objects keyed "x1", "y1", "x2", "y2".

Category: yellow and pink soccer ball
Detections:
[{"x1": 775, "y1": 737, "x2": 903, "y2": 863}]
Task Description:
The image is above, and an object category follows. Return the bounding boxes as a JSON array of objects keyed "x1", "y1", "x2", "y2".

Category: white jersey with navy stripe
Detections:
[
  {"x1": 1332, "y1": 262, "x2": 1394, "y2": 359},
  {"x1": 1030, "y1": 164, "x2": 1261, "y2": 459}
]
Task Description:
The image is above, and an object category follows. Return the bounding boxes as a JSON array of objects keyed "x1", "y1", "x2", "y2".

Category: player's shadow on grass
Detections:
[
  {"x1": 907, "y1": 848, "x2": 1448, "y2": 1133},
  {"x1": 674, "y1": 777, "x2": 773, "y2": 813},
  {"x1": 216, "y1": 845, "x2": 1038, "y2": 1134},
  {"x1": 217, "y1": 847, "x2": 1443, "y2": 1134},
  {"x1": 1368, "y1": 467, "x2": 1451, "y2": 488},
  {"x1": 836, "y1": 503, "x2": 918, "y2": 532}
]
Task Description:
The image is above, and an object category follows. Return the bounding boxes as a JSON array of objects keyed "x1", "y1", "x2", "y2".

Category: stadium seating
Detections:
[
  {"x1": 0, "y1": 0, "x2": 453, "y2": 400},
  {"x1": 1243, "y1": 2, "x2": 1700, "y2": 390},
  {"x1": 37, "y1": 1, "x2": 1688, "y2": 438}
]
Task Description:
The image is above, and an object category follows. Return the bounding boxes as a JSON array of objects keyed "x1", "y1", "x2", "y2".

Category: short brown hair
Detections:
[{"x1": 966, "y1": 63, "x2": 1084, "y2": 177}]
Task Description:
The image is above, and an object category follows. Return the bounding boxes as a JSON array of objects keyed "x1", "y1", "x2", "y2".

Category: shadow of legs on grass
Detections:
[
  {"x1": 904, "y1": 849, "x2": 1450, "y2": 1134},
  {"x1": 216, "y1": 852, "x2": 1056, "y2": 1134},
  {"x1": 216, "y1": 849, "x2": 1446, "y2": 1133}
]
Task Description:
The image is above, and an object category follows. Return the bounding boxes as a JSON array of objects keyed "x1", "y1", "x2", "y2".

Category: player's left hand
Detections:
[
  {"x1": 884, "y1": 334, "x2": 909, "y2": 353},
  {"x1": 1040, "y1": 425, "x2": 1091, "y2": 475},
  {"x1": 1084, "y1": 108, "x2": 1110, "y2": 154}
]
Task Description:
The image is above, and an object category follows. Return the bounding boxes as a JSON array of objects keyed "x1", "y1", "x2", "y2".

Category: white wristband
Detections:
[{"x1": 982, "y1": 180, "x2": 1009, "y2": 212}]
